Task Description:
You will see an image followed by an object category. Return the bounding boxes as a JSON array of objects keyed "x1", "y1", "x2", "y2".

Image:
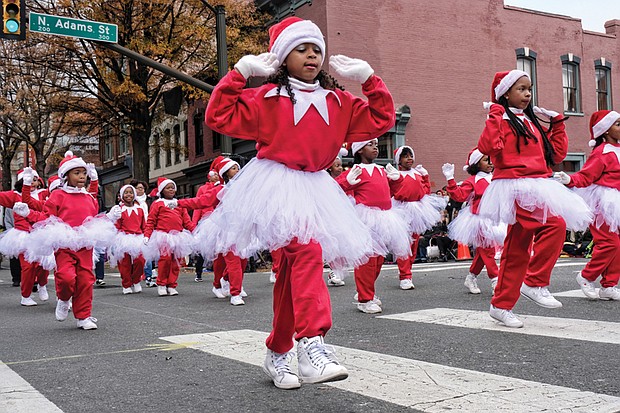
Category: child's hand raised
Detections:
[
  {"x1": 385, "y1": 163, "x2": 400, "y2": 180},
  {"x1": 346, "y1": 165, "x2": 363, "y2": 185},
  {"x1": 234, "y1": 53, "x2": 279, "y2": 79},
  {"x1": 329, "y1": 55, "x2": 374, "y2": 84},
  {"x1": 414, "y1": 164, "x2": 428, "y2": 176},
  {"x1": 442, "y1": 163, "x2": 455, "y2": 180},
  {"x1": 13, "y1": 202, "x2": 30, "y2": 217},
  {"x1": 533, "y1": 106, "x2": 559, "y2": 119}
]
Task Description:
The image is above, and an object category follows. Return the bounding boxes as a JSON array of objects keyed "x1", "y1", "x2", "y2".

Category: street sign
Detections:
[{"x1": 28, "y1": 12, "x2": 117, "y2": 43}]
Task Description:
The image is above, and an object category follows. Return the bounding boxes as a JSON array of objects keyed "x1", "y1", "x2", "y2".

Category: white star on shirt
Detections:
[
  {"x1": 603, "y1": 143, "x2": 620, "y2": 163},
  {"x1": 264, "y1": 86, "x2": 341, "y2": 126}
]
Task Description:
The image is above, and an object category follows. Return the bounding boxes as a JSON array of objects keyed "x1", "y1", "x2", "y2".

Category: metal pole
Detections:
[{"x1": 213, "y1": 4, "x2": 232, "y2": 154}]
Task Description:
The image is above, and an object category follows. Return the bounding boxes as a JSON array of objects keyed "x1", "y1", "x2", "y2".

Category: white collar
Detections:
[
  {"x1": 399, "y1": 168, "x2": 421, "y2": 179},
  {"x1": 121, "y1": 203, "x2": 141, "y2": 216},
  {"x1": 503, "y1": 107, "x2": 532, "y2": 122},
  {"x1": 61, "y1": 184, "x2": 88, "y2": 194},
  {"x1": 264, "y1": 77, "x2": 341, "y2": 126},
  {"x1": 475, "y1": 171, "x2": 493, "y2": 183},
  {"x1": 357, "y1": 163, "x2": 384, "y2": 177},
  {"x1": 602, "y1": 143, "x2": 620, "y2": 163},
  {"x1": 155, "y1": 198, "x2": 177, "y2": 207},
  {"x1": 135, "y1": 194, "x2": 147, "y2": 203}
]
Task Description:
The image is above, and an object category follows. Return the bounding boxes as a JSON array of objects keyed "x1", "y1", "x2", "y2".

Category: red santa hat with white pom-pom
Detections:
[
  {"x1": 463, "y1": 147, "x2": 484, "y2": 171},
  {"x1": 156, "y1": 176, "x2": 176, "y2": 197},
  {"x1": 393, "y1": 145, "x2": 415, "y2": 165},
  {"x1": 212, "y1": 156, "x2": 239, "y2": 178},
  {"x1": 269, "y1": 16, "x2": 326, "y2": 66},
  {"x1": 48, "y1": 175, "x2": 61, "y2": 192},
  {"x1": 589, "y1": 110, "x2": 620, "y2": 147},
  {"x1": 491, "y1": 70, "x2": 530, "y2": 103},
  {"x1": 58, "y1": 151, "x2": 87, "y2": 179}
]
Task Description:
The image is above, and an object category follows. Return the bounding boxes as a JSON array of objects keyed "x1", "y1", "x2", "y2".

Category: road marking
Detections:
[
  {"x1": 554, "y1": 289, "x2": 600, "y2": 298},
  {"x1": 160, "y1": 329, "x2": 620, "y2": 412},
  {"x1": 0, "y1": 361, "x2": 64, "y2": 412},
  {"x1": 378, "y1": 308, "x2": 620, "y2": 345}
]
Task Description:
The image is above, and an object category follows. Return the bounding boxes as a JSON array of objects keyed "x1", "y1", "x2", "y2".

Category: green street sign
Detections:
[{"x1": 29, "y1": 12, "x2": 117, "y2": 43}]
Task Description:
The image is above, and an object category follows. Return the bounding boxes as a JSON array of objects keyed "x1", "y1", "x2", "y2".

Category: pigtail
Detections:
[
  {"x1": 316, "y1": 70, "x2": 345, "y2": 91},
  {"x1": 592, "y1": 136, "x2": 605, "y2": 149},
  {"x1": 265, "y1": 67, "x2": 297, "y2": 104},
  {"x1": 465, "y1": 163, "x2": 480, "y2": 176},
  {"x1": 353, "y1": 152, "x2": 363, "y2": 165}
]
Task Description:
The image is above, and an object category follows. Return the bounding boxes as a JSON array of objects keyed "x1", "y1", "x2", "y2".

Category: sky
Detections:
[{"x1": 504, "y1": 0, "x2": 620, "y2": 32}]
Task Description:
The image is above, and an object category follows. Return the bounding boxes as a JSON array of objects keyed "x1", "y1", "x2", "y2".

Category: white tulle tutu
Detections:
[
  {"x1": 572, "y1": 184, "x2": 620, "y2": 233},
  {"x1": 354, "y1": 204, "x2": 412, "y2": 260},
  {"x1": 478, "y1": 177, "x2": 593, "y2": 231},
  {"x1": 448, "y1": 206, "x2": 506, "y2": 247},
  {"x1": 142, "y1": 229, "x2": 194, "y2": 262},
  {"x1": 109, "y1": 232, "x2": 146, "y2": 267},
  {"x1": 392, "y1": 194, "x2": 446, "y2": 235},
  {"x1": 0, "y1": 228, "x2": 30, "y2": 258},
  {"x1": 192, "y1": 157, "x2": 373, "y2": 270}
]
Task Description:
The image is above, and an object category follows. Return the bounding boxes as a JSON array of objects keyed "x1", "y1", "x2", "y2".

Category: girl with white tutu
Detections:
[
  {"x1": 204, "y1": 16, "x2": 395, "y2": 388},
  {"x1": 111, "y1": 185, "x2": 146, "y2": 295},
  {"x1": 442, "y1": 148, "x2": 506, "y2": 295},
  {"x1": 554, "y1": 110, "x2": 620, "y2": 301},
  {"x1": 15, "y1": 151, "x2": 120, "y2": 330},
  {"x1": 390, "y1": 145, "x2": 446, "y2": 290},
  {"x1": 478, "y1": 70, "x2": 592, "y2": 328},
  {"x1": 337, "y1": 139, "x2": 412, "y2": 314},
  {"x1": 143, "y1": 177, "x2": 195, "y2": 297}
]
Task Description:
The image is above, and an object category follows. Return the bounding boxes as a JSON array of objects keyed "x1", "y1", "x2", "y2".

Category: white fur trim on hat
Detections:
[
  {"x1": 394, "y1": 145, "x2": 414, "y2": 165},
  {"x1": 157, "y1": 179, "x2": 176, "y2": 197},
  {"x1": 338, "y1": 147, "x2": 348, "y2": 158},
  {"x1": 467, "y1": 149, "x2": 484, "y2": 169},
  {"x1": 119, "y1": 184, "x2": 137, "y2": 200},
  {"x1": 219, "y1": 159, "x2": 239, "y2": 178},
  {"x1": 271, "y1": 20, "x2": 326, "y2": 67},
  {"x1": 592, "y1": 110, "x2": 620, "y2": 139},
  {"x1": 351, "y1": 139, "x2": 378, "y2": 155},
  {"x1": 495, "y1": 70, "x2": 530, "y2": 101},
  {"x1": 58, "y1": 151, "x2": 87, "y2": 179},
  {"x1": 49, "y1": 179, "x2": 61, "y2": 192}
]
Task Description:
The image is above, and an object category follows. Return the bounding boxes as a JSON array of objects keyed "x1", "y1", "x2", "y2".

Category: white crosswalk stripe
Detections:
[
  {"x1": 0, "y1": 362, "x2": 64, "y2": 413},
  {"x1": 160, "y1": 329, "x2": 620, "y2": 412}
]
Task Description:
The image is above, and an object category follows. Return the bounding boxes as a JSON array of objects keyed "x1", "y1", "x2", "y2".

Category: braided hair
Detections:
[{"x1": 265, "y1": 66, "x2": 345, "y2": 104}]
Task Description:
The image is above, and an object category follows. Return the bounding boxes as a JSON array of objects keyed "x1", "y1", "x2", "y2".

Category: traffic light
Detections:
[{"x1": 1, "y1": 0, "x2": 26, "y2": 40}]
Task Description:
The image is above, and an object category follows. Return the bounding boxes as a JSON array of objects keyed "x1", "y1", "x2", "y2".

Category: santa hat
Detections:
[
  {"x1": 58, "y1": 150, "x2": 87, "y2": 179},
  {"x1": 149, "y1": 187, "x2": 158, "y2": 198},
  {"x1": 337, "y1": 146, "x2": 348, "y2": 159},
  {"x1": 156, "y1": 176, "x2": 176, "y2": 197},
  {"x1": 17, "y1": 168, "x2": 39, "y2": 181},
  {"x1": 463, "y1": 148, "x2": 484, "y2": 171},
  {"x1": 269, "y1": 17, "x2": 326, "y2": 66},
  {"x1": 212, "y1": 156, "x2": 239, "y2": 178},
  {"x1": 119, "y1": 184, "x2": 137, "y2": 201},
  {"x1": 589, "y1": 110, "x2": 620, "y2": 147},
  {"x1": 393, "y1": 145, "x2": 415, "y2": 165},
  {"x1": 491, "y1": 70, "x2": 530, "y2": 103},
  {"x1": 351, "y1": 138, "x2": 378, "y2": 155},
  {"x1": 47, "y1": 175, "x2": 61, "y2": 192}
]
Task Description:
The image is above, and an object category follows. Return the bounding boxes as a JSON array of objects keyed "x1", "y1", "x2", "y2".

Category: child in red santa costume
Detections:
[
  {"x1": 442, "y1": 148, "x2": 506, "y2": 294},
  {"x1": 390, "y1": 145, "x2": 446, "y2": 290},
  {"x1": 555, "y1": 110, "x2": 620, "y2": 301},
  {"x1": 142, "y1": 177, "x2": 195, "y2": 297},
  {"x1": 16, "y1": 151, "x2": 119, "y2": 329},
  {"x1": 337, "y1": 139, "x2": 411, "y2": 314},
  {"x1": 478, "y1": 70, "x2": 592, "y2": 328},
  {"x1": 110, "y1": 184, "x2": 146, "y2": 295},
  {"x1": 192, "y1": 168, "x2": 221, "y2": 283},
  {"x1": 203, "y1": 17, "x2": 394, "y2": 389}
]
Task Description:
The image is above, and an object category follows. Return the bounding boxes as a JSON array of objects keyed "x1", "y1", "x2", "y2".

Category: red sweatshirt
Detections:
[
  {"x1": 567, "y1": 143, "x2": 620, "y2": 190},
  {"x1": 116, "y1": 203, "x2": 146, "y2": 234},
  {"x1": 0, "y1": 191, "x2": 31, "y2": 231},
  {"x1": 179, "y1": 185, "x2": 223, "y2": 212},
  {"x1": 446, "y1": 173, "x2": 492, "y2": 214},
  {"x1": 337, "y1": 164, "x2": 396, "y2": 210},
  {"x1": 43, "y1": 187, "x2": 99, "y2": 227},
  {"x1": 191, "y1": 182, "x2": 219, "y2": 224},
  {"x1": 143, "y1": 199, "x2": 196, "y2": 238},
  {"x1": 389, "y1": 169, "x2": 430, "y2": 202}
]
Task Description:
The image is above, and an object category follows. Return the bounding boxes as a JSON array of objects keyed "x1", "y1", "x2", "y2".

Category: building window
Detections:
[
  {"x1": 595, "y1": 58, "x2": 612, "y2": 111},
  {"x1": 516, "y1": 48, "x2": 537, "y2": 106},
  {"x1": 164, "y1": 128, "x2": 172, "y2": 167},
  {"x1": 183, "y1": 120, "x2": 188, "y2": 160},
  {"x1": 103, "y1": 126, "x2": 114, "y2": 161},
  {"x1": 561, "y1": 54, "x2": 582, "y2": 114},
  {"x1": 194, "y1": 112, "x2": 204, "y2": 156},
  {"x1": 377, "y1": 132, "x2": 395, "y2": 161},
  {"x1": 213, "y1": 131, "x2": 221, "y2": 151},
  {"x1": 153, "y1": 134, "x2": 161, "y2": 169},
  {"x1": 173, "y1": 124, "x2": 181, "y2": 164},
  {"x1": 119, "y1": 123, "x2": 129, "y2": 155},
  {"x1": 553, "y1": 153, "x2": 585, "y2": 173}
]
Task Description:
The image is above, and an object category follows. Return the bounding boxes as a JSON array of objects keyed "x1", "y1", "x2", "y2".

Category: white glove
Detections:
[
  {"x1": 13, "y1": 202, "x2": 30, "y2": 217},
  {"x1": 22, "y1": 167, "x2": 35, "y2": 186},
  {"x1": 234, "y1": 53, "x2": 279, "y2": 79},
  {"x1": 553, "y1": 171, "x2": 571, "y2": 185},
  {"x1": 414, "y1": 164, "x2": 428, "y2": 176},
  {"x1": 329, "y1": 55, "x2": 374, "y2": 84},
  {"x1": 442, "y1": 163, "x2": 455, "y2": 180},
  {"x1": 106, "y1": 205, "x2": 122, "y2": 221},
  {"x1": 533, "y1": 106, "x2": 560, "y2": 119},
  {"x1": 86, "y1": 163, "x2": 98, "y2": 181},
  {"x1": 167, "y1": 199, "x2": 178, "y2": 209},
  {"x1": 385, "y1": 163, "x2": 400, "y2": 181},
  {"x1": 482, "y1": 101, "x2": 493, "y2": 112},
  {"x1": 346, "y1": 165, "x2": 363, "y2": 186},
  {"x1": 143, "y1": 237, "x2": 149, "y2": 245}
]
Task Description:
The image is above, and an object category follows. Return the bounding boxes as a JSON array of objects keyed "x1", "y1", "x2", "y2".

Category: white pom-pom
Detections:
[
  {"x1": 462, "y1": 165, "x2": 469, "y2": 172},
  {"x1": 208, "y1": 171, "x2": 217, "y2": 177},
  {"x1": 588, "y1": 139, "x2": 596, "y2": 148},
  {"x1": 338, "y1": 147, "x2": 348, "y2": 158},
  {"x1": 64, "y1": 150, "x2": 74, "y2": 157}
]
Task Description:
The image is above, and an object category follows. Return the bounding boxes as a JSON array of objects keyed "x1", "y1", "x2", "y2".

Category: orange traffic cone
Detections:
[{"x1": 457, "y1": 243, "x2": 472, "y2": 260}]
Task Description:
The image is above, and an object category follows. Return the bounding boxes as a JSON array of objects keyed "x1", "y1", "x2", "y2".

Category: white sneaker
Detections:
[
  {"x1": 489, "y1": 305, "x2": 524, "y2": 328},
  {"x1": 230, "y1": 295, "x2": 245, "y2": 306},
  {"x1": 55, "y1": 299, "x2": 71, "y2": 321},
  {"x1": 327, "y1": 271, "x2": 345, "y2": 287},
  {"x1": 212, "y1": 286, "x2": 226, "y2": 299},
  {"x1": 220, "y1": 278, "x2": 230, "y2": 297},
  {"x1": 353, "y1": 293, "x2": 382, "y2": 306},
  {"x1": 399, "y1": 278, "x2": 415, "y2": 290},
  {"x1": 167, "y1": 287, "x2": 179, "y2": 296},
  {"x1": 157, "y1": 286, "x2": 168, "y2": 296},
  {"x1": 599, "y1": 286, "x2": 620, "y2": 301},
  {"x1": 77, "y1": 317, "x2": 98, "y2": 330},
  {"x1": 576, "y1": 272, "x2": 598, "y2": 299},
  {"x1": 269, "y1": 271, "x2": 277, "y2": 284},
  {"x1": 240, "y1": 288, "x2": 248, "y2": 298},
  {"x1": 491, "y1": 277, "x2": 498, "y2": 294},
  {"x1": 464, "y1": 273, "x2": 481, "y2": 294},
  {"x1": 262, "y1": 350, "x2": 300, "y2": 389},
  {"x1": 132, "y1": 283, "x2": 142, "y2": 293},
  {"x1": 122, "y1": 287, "x2": 133, "y2": 295},
  {"x1": 357, "y1": 301, "x2": 382, "y2": 314},
  {"x1": 297, "y1": 336, "x2": 348, "y2": 384},
  {"x1": 21, "y1": 296, "x2": 37, "y2": 306},
  {"x1": 37, "y1": 285, "x2": 49, "y2": 301},
  {"x1": 520, "y1": 284, "x2": 562, "y2": 308}
]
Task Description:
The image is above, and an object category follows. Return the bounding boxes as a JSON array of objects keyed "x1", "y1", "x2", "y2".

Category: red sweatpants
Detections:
[
  {"x1": 271, "y1": 248, "x2": 283, "y2": 278},
  {"x1": 54, "y1": 248, "x2": 95, "y2": 320},
  {"x1": 355, "y1": 255, "x2": 385, "y2": 302},
  {"x1": 223, "y1": 252, "x2": 247, "y2": 297},
  {"x1": 19, "y1": 254, "x2": 49, "y2": 299},
  {"x1": 265, "y1": 239, "x2": 331, "y2": 354},
  {"x1": 157, "y1": 254, "x2": 181, "y2": 288},
  {"x1": 396, "y1": 235, "x2": 419, "y2": 280},
  {"x1": 469, "y1": 246, "x2": 498, "y2": 278},
  {"x1": 491, "y1": 207, "x2": 565, "y2": 310},
  {"x1": 118, "y1": 254, "x2": 146, "y2": 288},
  {"x1": 212, "y1": 254, "x2": 226, "y2": 288},
  {"x1": 581, "y1": 222, "x2": 620, "y2": 288}
]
